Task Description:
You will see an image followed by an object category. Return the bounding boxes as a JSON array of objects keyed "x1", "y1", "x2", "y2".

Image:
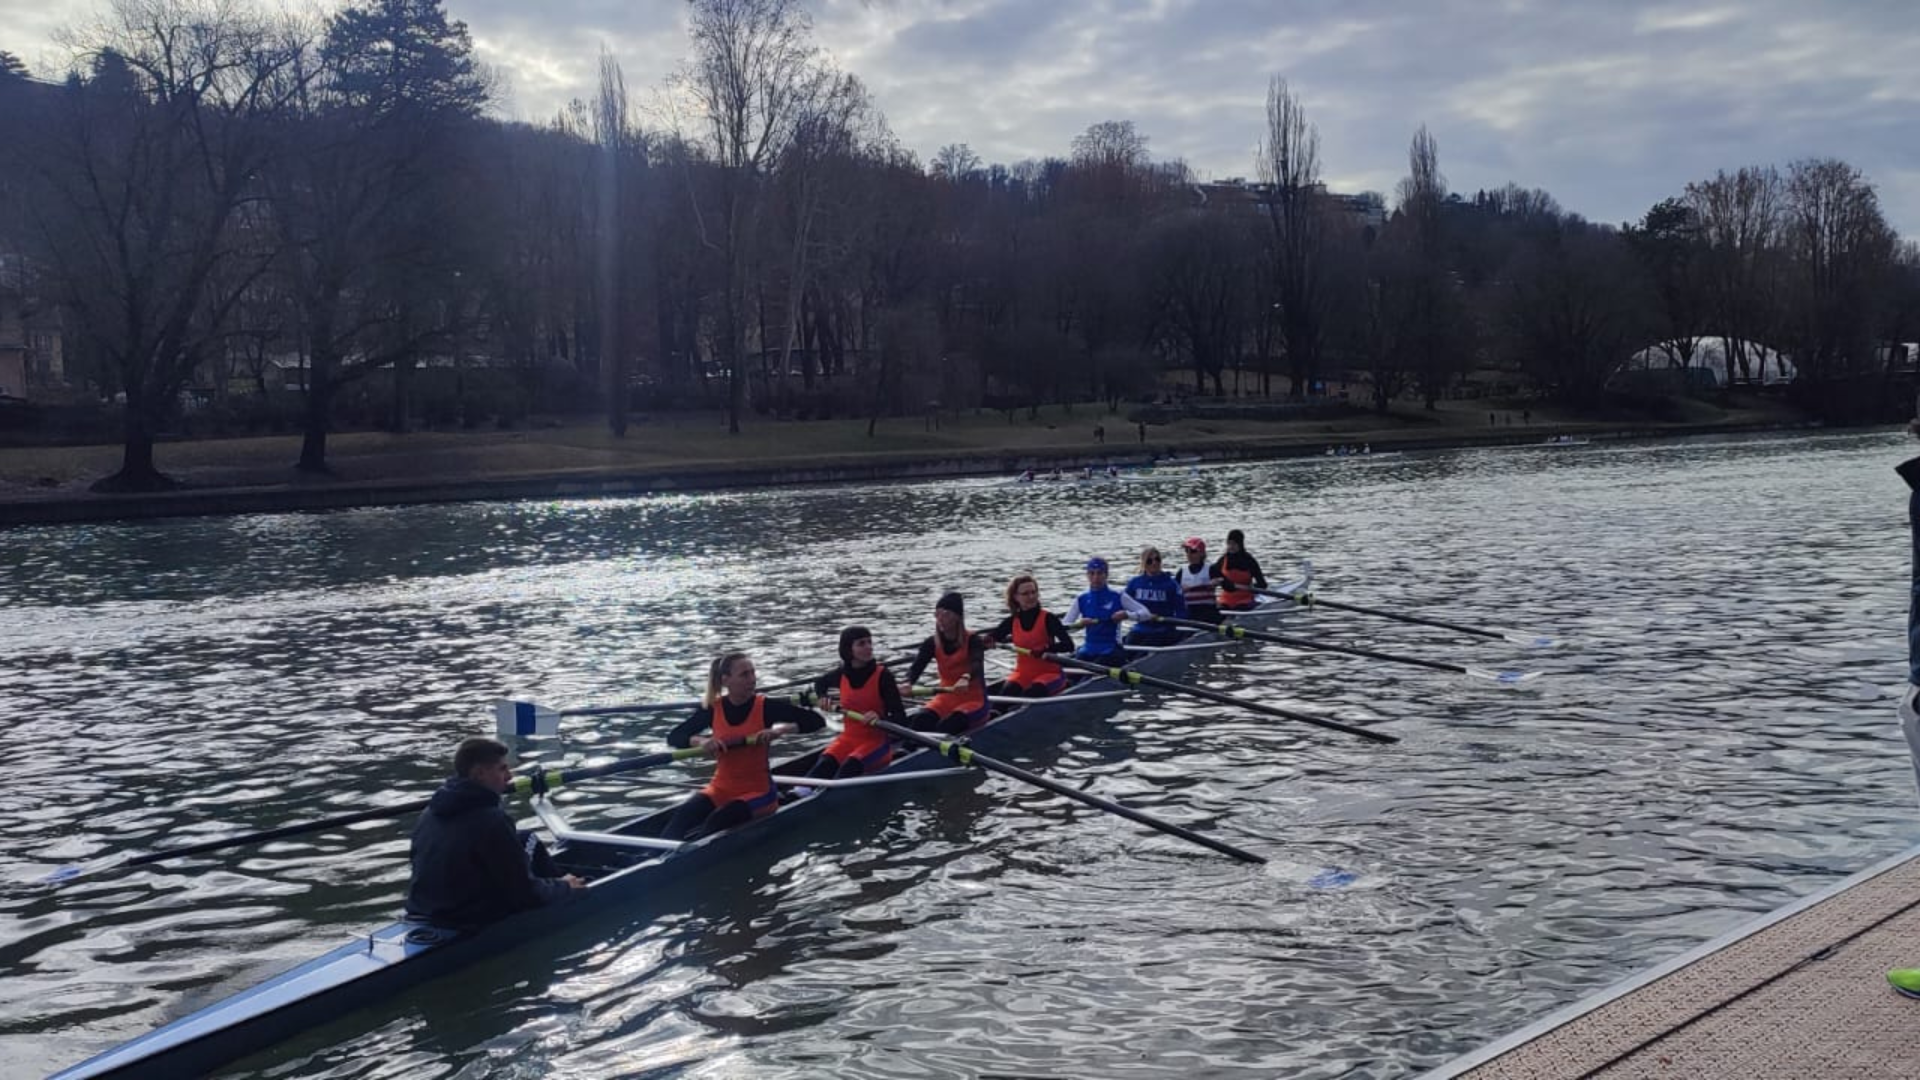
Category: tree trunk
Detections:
[
  {"x1": 92, "y1": 404, "x2": 173, "y2": 492},
  {"x1": 298, "y1": 367, "x2": 333, "y2": 473},
  {"x1": 390, "y1": 356, "x2": 413, "y2": 434}
]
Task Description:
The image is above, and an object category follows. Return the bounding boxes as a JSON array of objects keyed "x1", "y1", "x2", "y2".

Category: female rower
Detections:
[
  {"x1": 983, "y1": 573, "x2": 1075, "y2": 697},
  {"x1": 1060, "y1": 556, "x2": 1153, "y2": 666},
  {"x1": 904, "y1": 591, "x2": 992, "y2": 734},
  {"x1": 1213, "y1": 528, "x2": 1269, "y2": 613},
  {"x1": 803, "y1": 626, "x2": 908, "y2": 781},
  {"x1": 1177, "y1": 537, "x2": 1222, "y2": 623},
  {"x1": 1123, "y1": 546, "x2": 1188, "y2": 648},
  {"x1": 663, "y1": 652, "x2": 827, "y2": 840}
]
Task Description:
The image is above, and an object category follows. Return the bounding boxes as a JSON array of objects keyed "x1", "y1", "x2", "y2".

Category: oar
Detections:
[
  {"x1": 499, "y1": 689, "x2": 824, "y2": 727},
  {"x1": 857, "y1": 714, "x2": 1265, "y2": 864},
  {"x1": 1151, "y1": 616, "x2": 1541, "y2": 684},
  {"x1": 39, "y1": 738, "x2": 767, "y2": 884},
  {"x1": 1004, "y1": 644, "x2": 1396, "y2": 745},
  {"x1": 501, "y1": 654, "x2": 915, "y2": 728},
  {"x1": 1261, "y1": 587, "x2": 1558, "y2": 649}
]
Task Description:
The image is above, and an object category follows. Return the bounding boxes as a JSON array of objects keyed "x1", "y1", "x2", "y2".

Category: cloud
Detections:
[{"x1": 7, "y1": 0, "x2": 1918, "y2": 234}]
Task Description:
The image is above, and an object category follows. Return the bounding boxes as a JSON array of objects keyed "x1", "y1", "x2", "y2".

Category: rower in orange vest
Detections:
[
  {"x1": 983, "y1": 573, "x2": 1075, "y2": 697},
  {"x1": 905, "y1": 591, "x2": 992, "y2": 734},
  {"x1": 1213, "y1": 528, "x2": 1269, "y2": 611},
  {"x1": 803, "y1": 626, "x2": 909, "y2": 781},
  {"x1": 662, "y1": 651, "x2": 827, "y2": 840}
]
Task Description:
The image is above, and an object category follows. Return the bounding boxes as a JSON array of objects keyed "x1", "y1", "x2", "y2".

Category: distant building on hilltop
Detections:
[{"x1": 1190, "y1": 178, "x2": 1387, "y2": 230}]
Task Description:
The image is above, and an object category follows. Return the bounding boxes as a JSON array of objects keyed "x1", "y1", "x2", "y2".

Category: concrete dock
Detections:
[{"x1": 1418, "y1": 844, "x2": 1920, "y2": 1079}]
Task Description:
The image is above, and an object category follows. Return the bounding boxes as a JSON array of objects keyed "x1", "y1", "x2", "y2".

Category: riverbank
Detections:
[{"x1": 0, "y1": 396, "x2": 1816, "y2": 525}]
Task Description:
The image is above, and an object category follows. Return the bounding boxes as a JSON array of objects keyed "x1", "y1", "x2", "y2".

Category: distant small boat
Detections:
[
  {"x1": 1153, "y1": 455, "x2": 1202, "y2": 467},
  {"x1": 1540, "y1": 435, "x2": 1590, "y2": 447}
]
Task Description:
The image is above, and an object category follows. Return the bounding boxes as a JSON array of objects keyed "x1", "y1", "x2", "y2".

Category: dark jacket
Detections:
[{"x1": 404, "y1": 777, "x2": 573, "y2": 928}]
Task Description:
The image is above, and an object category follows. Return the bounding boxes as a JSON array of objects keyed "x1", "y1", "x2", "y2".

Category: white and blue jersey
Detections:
[
  {"x1": 1060, "y1": 587, "x2": 1154, "y2": 660},
  {"x1": 1124, "y1": 571, "x2": 1188, "y2": 645}
]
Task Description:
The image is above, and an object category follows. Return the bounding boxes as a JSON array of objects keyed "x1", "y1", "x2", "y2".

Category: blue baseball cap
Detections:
[{"x1": 1084, "y1": 557, "x2": 1108, "y2": 572}]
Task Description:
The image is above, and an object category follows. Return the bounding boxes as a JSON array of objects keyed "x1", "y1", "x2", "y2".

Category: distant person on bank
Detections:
[{"x1": 405, "y1": 737, "x2": 585, "y2": 928}]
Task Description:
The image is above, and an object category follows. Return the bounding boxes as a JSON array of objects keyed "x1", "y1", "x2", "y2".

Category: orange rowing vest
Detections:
[
  {"x1": 703, "y1": 695, "x2": 774, "y2": 806},
  {"x1": 824, "y1": 665, "x2": 893, "y2": 765},
  {"x1": 1010, "y1": 609, "x2": 1062, "y2": 685},
  {"x1": 928, "y1": 633, "x2": 987, "y2": 714},
  {"x1": 1218, "y1": 560, "x2": 1256, "y2": 610}
]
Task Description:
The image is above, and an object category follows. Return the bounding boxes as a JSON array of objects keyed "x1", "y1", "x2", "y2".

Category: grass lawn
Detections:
[{"x1": 0, "y1": 395, "x2": 1806, "y2": 496}]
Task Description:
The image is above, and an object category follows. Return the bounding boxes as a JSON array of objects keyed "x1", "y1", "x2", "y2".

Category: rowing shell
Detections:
[{"x1": 48, "y1": 578, "x2": 1307, "y2": 1080}]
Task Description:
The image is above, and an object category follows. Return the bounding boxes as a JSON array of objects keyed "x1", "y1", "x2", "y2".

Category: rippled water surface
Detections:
[{"x1": 3, "y1": 431, "x2": 1917, "y2": 1079}]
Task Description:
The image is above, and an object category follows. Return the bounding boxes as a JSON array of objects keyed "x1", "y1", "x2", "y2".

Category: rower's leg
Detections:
[
  {"x1": 804, "y1": 752, "x2": 843, "y2": 779},
  {"x1": 662, "y1": 793, "x2": 717, "y2": 840},
  {"x1": 906, "y1": 706, "x2": 943, "y2": 732},
  {"x1": 685, "y1": 799, "x2": 753, "y2": 841},
  {"x1": 833, "y1": 756, "x2": 870, "y2": 780}
]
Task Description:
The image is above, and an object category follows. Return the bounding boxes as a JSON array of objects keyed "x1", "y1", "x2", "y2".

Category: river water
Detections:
[{"x1": 2, "y1": 431, "x2": 1915, "y2": 1079}]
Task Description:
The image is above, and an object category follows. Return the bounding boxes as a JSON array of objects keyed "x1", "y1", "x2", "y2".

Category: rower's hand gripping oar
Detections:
[
  {"x1": 850, "y1": 712, "x2": 1265, "y2": 864},
  {"x1": 1004, "y1": 644, "x2": 1397, "y2": 744},
  {"x1": 38, "y1": 737, "x2": 771, "y2": 885},
  {"x1": 1152, "y1": 616, "x2": 1541, "y2": 685},
  {"x1": 1261, "y1": 586, "x2": 1558, "y2": 649}
]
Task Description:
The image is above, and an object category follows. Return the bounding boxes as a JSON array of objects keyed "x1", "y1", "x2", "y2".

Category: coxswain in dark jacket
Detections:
[{"x1": 405, "y1": 738, "x2": 582, "y2": 928}]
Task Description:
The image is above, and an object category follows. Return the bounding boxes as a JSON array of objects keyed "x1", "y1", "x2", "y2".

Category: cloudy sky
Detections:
[{"x1": 7, "y1": 0, "x2": 1917, "y2": 234}]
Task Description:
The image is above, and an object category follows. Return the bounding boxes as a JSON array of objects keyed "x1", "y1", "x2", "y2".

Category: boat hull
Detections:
[{"x1": 49, "y1": 593, "x2": 1302, "y2": 1079}]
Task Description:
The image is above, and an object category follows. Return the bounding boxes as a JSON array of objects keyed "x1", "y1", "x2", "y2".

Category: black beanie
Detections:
[{"x1": 936, "y1": 591, "x2": 965, "y2": 619}]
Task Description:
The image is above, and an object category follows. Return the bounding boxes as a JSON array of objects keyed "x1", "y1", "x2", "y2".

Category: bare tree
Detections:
[
  {"x1": 931, "y1": 142, "x2": 980, "y2": 181},
  {"x1": 1392, "y1": 125, "x2": 1471, "y2": 408},
  {"x1": 1623, "y1": 197, "x2": 1706, "y2": 374},
  {"x1": 674, "y1": 0, "x2": 831, "y2": 434},
  {"x1": 1501, "y1": 223, "x2": 1654, "y2": 407},
  {"x1": 1257, "y1": 76, "x2": 1329, "y2": 400},
  {"x1": 1685, "y1": 166, "x2": 1783, "y2": 385},
  {"x1": 26, "y1": 0, "x2": 307, "y2": 490},
  {"x1": 1776, "y1": 158, "x2": 1896, "y2": 413},
  {"x1": 1071, "y1": 120, "x2": 1149, "y2": 171},
  {"x1": 593, "y1": 46, "x2": 654, "y2": 436},
  {"x1": 1146, "y1": 211, "x2": 1250, "y2": 395},
  {"x1": 268, "y1": 0, "x2": 489, "y2": 472}
]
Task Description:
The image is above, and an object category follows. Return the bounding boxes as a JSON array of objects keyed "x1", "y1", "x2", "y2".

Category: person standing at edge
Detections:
[
  {"x1": 1888, "y1": 416, "x2": 1920, "y2": 999},
  {"x1": 1124, "y1": 546, "x2": 1189, "y2": 648},
  {"x1": 905, "y1": 591, "x2": 993, "y2": 735},
  {"x1": 663, "y1": 651, "x2": 828, "y2": 840},
  {"x1": 405, "y1": 737, "x2": 585, "y2": 929},
  {"x1": 1060, "y1": 556, "x2": 1154, "y2": 666},
  {"x1": 1177, "y1": 537, "x2": 1223, "y2": 624},
  {"x1": 1213, "y1": 528, "x2": 1269, "y2": 613}
]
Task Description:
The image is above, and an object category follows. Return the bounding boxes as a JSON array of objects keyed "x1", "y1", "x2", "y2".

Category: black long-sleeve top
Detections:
[
  {"x1": 666, "y1": 695, "x2": 828, "y2": 748},
  {"x1": 1212, "y1": 551, "x2": 1268, "y2": 591},
  {"x1": 906, "y1": 631, "x2": 992, "y2": 689},
  {"x1": 810, "y1": 662, "x2": 909, "y2": 723},
  {"x1": 985, "y1": 609, "x2": 1075, "y2": 654}
]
